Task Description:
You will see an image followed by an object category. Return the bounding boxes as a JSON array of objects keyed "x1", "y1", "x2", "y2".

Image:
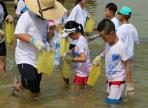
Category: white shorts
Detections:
[{"x1": 106, "y1": 81, "x2": 125, "y2": 105}]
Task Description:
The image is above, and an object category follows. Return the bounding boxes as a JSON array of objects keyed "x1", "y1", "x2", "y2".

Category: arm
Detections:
[
  {"x1": 15, "y1": 33, "x2": 31, "y2": 43},
  {"x1": 123, "y1": 60, "x2": 132, "y2": 83},
  {"x1": 73, "y1": 52, "x2": 86, "y2": 62}
]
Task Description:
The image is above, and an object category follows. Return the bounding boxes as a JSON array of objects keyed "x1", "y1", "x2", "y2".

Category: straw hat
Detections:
[{"x1": 25, "y1": 0, "x2": 64, "y2": 20}]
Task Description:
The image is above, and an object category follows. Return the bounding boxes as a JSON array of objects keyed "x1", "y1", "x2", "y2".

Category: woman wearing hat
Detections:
[
  {"x1": 117, "y1": 6, "x2": 139, "y2": 96},
  {"x1": 0, "y1": 0, "x2": 13, "y2": 74},
  {"x1": 63, "y1": 21, "x2": 91, "y2": 90},
  {"x1": 12, "y1": 0, "x2": 64, "y2": 97}
]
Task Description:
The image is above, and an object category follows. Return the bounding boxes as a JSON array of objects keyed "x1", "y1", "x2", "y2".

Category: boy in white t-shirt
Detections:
[
  {"x1": 105, "y1": 2, "x2": 120, "y2": 31},
  {"x1": 63, "y1": 21, "x2": 91, "y2": 89},
  {"x1": 117, "y1": 6, "x2": 139, "y2": 59},
  {"x1": 93, "y1": 19, "x2": 134, "y2": 105}
]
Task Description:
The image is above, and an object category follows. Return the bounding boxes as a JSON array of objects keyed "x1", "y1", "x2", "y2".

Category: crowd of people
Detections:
[{"x1": 0, "y1": 0, "x2": 139, "y2": 107}]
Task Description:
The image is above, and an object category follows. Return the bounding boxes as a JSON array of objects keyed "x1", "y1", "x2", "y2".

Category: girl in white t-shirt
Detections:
[{"x1": 63, "y1": 21, "x2": 91, "y2": 89}]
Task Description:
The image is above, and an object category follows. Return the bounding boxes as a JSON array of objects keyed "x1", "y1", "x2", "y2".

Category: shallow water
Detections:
[{"x1": 0, "y1": 0, "x2": 148, "y2": 108}]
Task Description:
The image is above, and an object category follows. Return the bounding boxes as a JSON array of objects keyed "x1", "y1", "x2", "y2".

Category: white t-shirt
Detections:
[
  {"x1": 74, "y1": 36, "x2": 91, "y2": 77},
  {"x1": 105, "y1": 40, "x2": 128, "y2": 82},
  {"x1": 117, "y1": 24, "x2": 139, "y2": 59},
  {"x1": 111, "y1": 17, "x2": 120, "y2": 31},
  {"x1": 15, "y1": 11, "x2": 48, "y2": 67},
  {"x1": 67, "y1": 4, "x2": 88, "y2": 28},
  {"x1": 15, "y1": 0, "x2": 27, "y2": 15}
]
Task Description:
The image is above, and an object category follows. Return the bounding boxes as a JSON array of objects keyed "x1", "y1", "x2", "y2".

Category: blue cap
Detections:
[{"x1": 118, "y1": 6, "x2": 132, "y2": 16}]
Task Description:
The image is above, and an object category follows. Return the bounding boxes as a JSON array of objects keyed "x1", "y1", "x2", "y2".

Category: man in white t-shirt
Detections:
[
  {"x1": 93, "y1": 19, "x2": 134, "y2": 106},
  {"x1": 12, "y1": 0, "x2": 64, "y2": 97},
  {"x1": 15, "y1": 0, "x2": 28, "y2": 17}
]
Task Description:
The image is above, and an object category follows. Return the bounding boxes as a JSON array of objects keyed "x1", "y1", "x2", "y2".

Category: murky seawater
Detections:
[{"x1": 0, "y1": 0, "x2": 148, "y2": 108}]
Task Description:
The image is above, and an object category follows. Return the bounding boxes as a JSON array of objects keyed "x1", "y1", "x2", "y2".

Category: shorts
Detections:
[
  {"x1": 0, "y1": 41, "x2": 6, "y2": 56},
  {"x1": 74, "y1": 75, "x2": 88, "y2": 85},
  {"x1": 18, "y1": 64, "x2": 42, "y2": 93},
  {"x1": 106, "y1": 81, "x2": 125, "y2": 105}
]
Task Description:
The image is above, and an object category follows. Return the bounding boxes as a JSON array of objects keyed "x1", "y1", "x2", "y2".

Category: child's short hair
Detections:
[
  {"x1": 97, "y1": 19, "x2": 115, "y2": 34},
  {"x1": 105, "y1": 3, "x2": 117, "y2": 14}
]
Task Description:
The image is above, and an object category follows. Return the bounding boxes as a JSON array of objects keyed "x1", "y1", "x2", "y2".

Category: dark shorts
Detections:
[
  {"x1": 0, "y1": 41, "x2": 6, "y2": 56},
  {"x1": 18, "y1": 64, "x2": 42, "y2": 93}
]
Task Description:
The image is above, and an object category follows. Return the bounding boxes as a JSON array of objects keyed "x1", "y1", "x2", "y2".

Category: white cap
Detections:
[{"x1": 62, "y1": 28, "x2": 76, "y2": 38}]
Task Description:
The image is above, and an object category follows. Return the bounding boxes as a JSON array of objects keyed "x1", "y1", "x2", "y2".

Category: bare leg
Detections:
[{"x1": 0, "y1": 56, "x2": 6, "y2": 75}]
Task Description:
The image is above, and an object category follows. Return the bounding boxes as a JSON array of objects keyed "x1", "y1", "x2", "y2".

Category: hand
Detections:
[
  {"x1": 6, "y1": 15, "x2": 13, "y2": 22},
  {"x1": 125, "y1": 83, "x2": 135, "y2": 96},
  {"x1": 63, "y1": 54, "x2": 73, "y2": 63},
  {"x1": 92, "y1": 55, "x2": 101, "y2": 66},
  {"x1": 0, "y1": 29, "x2": 5, "y2": 36},
  {"x1": 63, "y1": 50, "x2": 72, "y2": 57},
  {"x1": 30, "y1": 37, "x2": 46, "y2": 51}
]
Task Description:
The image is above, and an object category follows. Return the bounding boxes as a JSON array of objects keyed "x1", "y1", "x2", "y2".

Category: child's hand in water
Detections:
[{"x1": 125, "y1": 83, "x2": 135, "y2": 96}]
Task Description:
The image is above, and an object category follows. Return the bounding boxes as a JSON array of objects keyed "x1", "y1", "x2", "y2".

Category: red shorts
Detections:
[{"x1": 74, "y1": 75, "x2": 88, "y2": 85}]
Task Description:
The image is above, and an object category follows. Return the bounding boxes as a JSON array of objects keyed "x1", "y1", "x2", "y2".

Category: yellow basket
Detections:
[
  {"x1": 60, "y1": 35, "x2": 70, "y2": 56},
  {"x1": 37, "y1": 50, "x2": 54, "y2": 75},
  {"x1": 62, "y1": 60, "x2": 71, "y2": 79},
  {"x1": 5, "y1": 21, "x2": 14, "y2": 45},
  {"x1": 87, "y1": 61, "x2": 101, "y2": 86},
  {"x1": 84, "y1": 16, "x2": 95, "y2": 36}
]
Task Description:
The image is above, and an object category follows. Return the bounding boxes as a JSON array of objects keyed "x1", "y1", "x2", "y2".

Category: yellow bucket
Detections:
[
  {"x1": 37, "y1": 50, "x2": 54, "y2": 75},
  {"x1": 62, "y1": 60, "x2": 71, "y2": 79},
  {"x1": 5, "y1": 21, "x2": 14, "y2": 45},
  {"x1": 84, "y1": 16, "x2": 95, "y2": 36},
  {"x1": 87, "y1": 59, "x2": 101, "y2": 86},
  {"x1": 60, "y1": 35, "x2": 70, "y2": 56}
]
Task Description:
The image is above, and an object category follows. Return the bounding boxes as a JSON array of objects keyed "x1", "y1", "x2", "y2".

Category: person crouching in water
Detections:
[{"x1": 63, "y1": 21, "x2": 91, "y2": 92}]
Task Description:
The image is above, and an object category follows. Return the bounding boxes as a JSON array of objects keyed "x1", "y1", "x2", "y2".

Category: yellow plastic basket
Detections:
[
  {"x1": 62, "y1": 60, "x2": 71, "y2": 79},
  {"x1": 37, "y1": 50, "x2": 54, "y2": 75},
  {"x1": 5, "y1": 21, "x2": 14, "y2": 45},
  {"x1": 60, "y1": 35, "x2": 70, "y2": 56},
  {"x1": 87, "y1": 58, "x2": 101, "y2": 86},
  {"x1": 84, "y1": 16, "x2": 95, "y2": 36}
]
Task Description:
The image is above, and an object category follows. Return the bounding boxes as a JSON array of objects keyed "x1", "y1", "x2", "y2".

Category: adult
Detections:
[{"x1": 12, "y1": 0, "x2": 64, "y2": 97}]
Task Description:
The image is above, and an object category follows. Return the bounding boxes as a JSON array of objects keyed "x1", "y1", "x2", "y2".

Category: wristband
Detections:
[{"x1": 30, "y1": 37, "x2": 35, "y2": 44}]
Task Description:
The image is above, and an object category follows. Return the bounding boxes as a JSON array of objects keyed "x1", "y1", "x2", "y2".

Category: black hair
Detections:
[
  {"x1": 97, "y1": 19, "x2": 115, "y2": 34},
  {"x1": 75, "y1": 0, "x2": 82, "y2": 6},
  {"x1": 64, "y1": 21, "x2": 84, "y2": 35},
  {"x1": 105, "y1": 3, "x2": 117, "y2": 14}
]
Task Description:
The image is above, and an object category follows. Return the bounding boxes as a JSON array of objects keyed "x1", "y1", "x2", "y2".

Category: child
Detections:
[
  {"x1": 63, "y1": 21, "x2": 91, "y2": 89},
  {"x1": 105, "y1": 2, "x2": 120, "y2": 31},
  {"x1": 93, "y1": 19, "x2": 134, "y2": 105},
  {"x1": 67, "y1": 0, "x2": 88, "y2": 49},
  {"x1": 117, "y1": 6, "x2": 139, "y2": 96}
]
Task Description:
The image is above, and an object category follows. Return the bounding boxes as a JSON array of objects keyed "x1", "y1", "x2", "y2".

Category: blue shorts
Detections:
[{"x1": 106, "y1": 81, "x2": 125, "y2": 105}]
